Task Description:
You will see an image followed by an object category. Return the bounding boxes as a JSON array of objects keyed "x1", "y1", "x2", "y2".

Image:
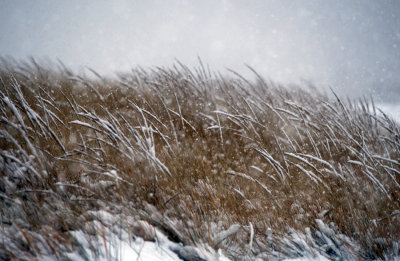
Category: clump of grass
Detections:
[{"x1": 0, "y1": 58, "x2": 399, "y2": 260}]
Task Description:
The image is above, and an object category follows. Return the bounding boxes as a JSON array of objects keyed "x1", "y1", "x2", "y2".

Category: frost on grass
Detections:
[{"x1": 0, "y1": 60, "x2": 399, "y2": 260}]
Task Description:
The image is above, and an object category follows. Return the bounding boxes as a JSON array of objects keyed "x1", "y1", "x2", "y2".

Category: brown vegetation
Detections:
[{"x1": 0, "y1": 59, "x2": 399, "y2": 260}]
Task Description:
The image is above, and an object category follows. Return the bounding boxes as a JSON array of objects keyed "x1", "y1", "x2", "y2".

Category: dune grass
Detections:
[{"x1": 0, "y1": 59, "x2": 399, "y2": 260}]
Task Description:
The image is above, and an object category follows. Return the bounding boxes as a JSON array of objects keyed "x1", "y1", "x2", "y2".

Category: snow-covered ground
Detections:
[
  {"x1": 31, "y1": 209, "x2": 339, "y2": 261},
  {"x1": 66, "y1": 225, "x2": 330, "y2": 261},
  {"x1": 67, "y1": 228, "x2": 209, "y2": 261},
  {"x1": 48, "y1": 210, "x2": 355, "y2": 261},
  {"x1": 377, "y1": 103, "x2": 400, "y2": 123},
  {"x1": 43, "y1": 209, "x2": 233, "y2": 261}
]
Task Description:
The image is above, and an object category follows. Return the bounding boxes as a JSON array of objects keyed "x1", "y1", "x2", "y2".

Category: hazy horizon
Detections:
[{"x1": 1, "y1": 0, "x2": 400, "y2": 102}]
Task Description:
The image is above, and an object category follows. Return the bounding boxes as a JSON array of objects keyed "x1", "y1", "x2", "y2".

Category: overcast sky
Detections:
[{"x1": 1, "y1": 0, "x2": 400, "y2": 102}]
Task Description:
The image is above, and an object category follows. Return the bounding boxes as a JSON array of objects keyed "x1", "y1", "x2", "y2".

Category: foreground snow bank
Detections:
[
  {"x1": 40, "y1": 210, "x2": 360, "y2": 261},
  {"x1": 32, "y1": 209, "x2": 343, "y2": 261},
  {"x1": 68, "y1": 229, "x2": 182, "y2": 261},
  {"x1": 58, "y1": 210, "x2": 231, "y2": 261},
  {"x1": 67, "y1": 224, "x2": 331, "y2": 261}
]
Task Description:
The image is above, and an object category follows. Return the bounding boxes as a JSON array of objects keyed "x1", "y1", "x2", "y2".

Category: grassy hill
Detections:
[{"x1": 0, "y1": 59, "x2": 399, "y2": 260}]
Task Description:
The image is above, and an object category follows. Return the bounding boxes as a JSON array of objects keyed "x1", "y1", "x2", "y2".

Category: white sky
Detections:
[{"x1": 1, "y1": 0, "x2": 400, "y2": 101}]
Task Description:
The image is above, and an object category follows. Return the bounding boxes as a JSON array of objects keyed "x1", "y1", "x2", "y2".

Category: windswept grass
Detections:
[{"x1": 0, "y1": 59, "x2": 399, "y2": 260}]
